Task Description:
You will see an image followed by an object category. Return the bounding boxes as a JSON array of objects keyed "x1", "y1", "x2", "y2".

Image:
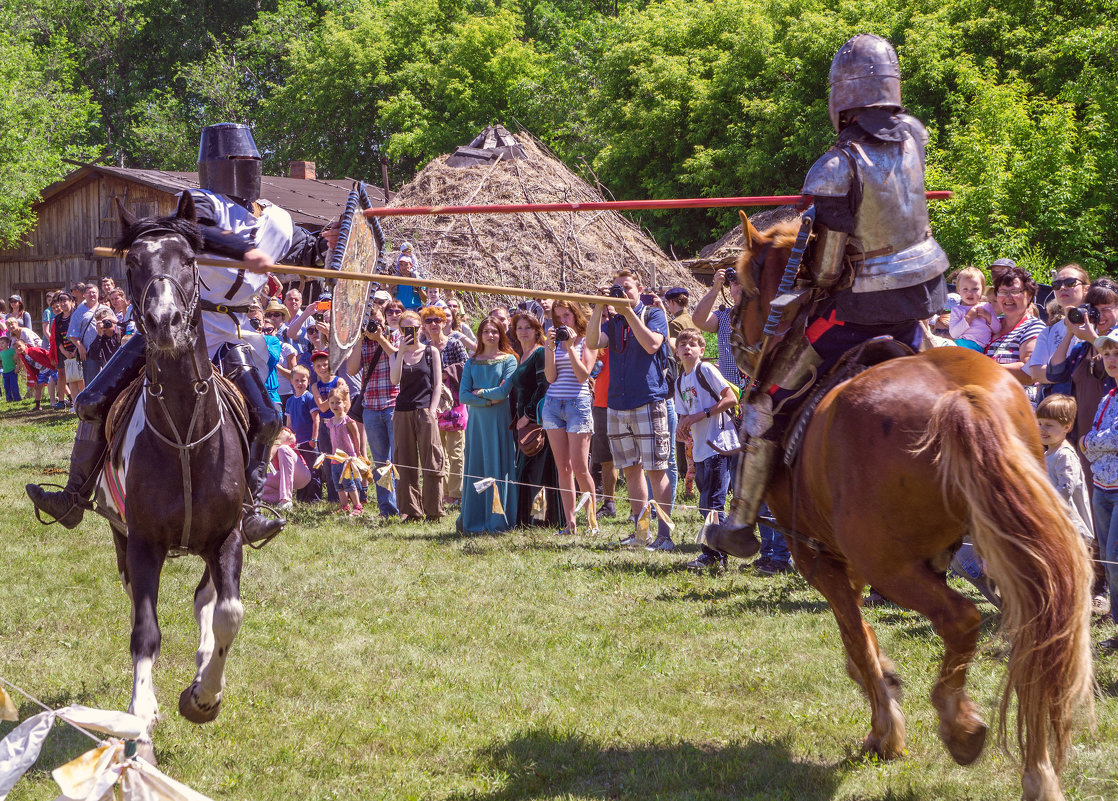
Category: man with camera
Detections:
[
  {"x1": 85, "y1": 309, "x2": 121, "y2": 367},
  {"x1": 347, "y1": 304, "x2": 400, "y2": 518},
  {"x1": 692, "y1": 268, "x2": 744, "y2": 390},
  {"x1": 67, "y1": 284, "x2": 113, "y2": 383},
  {"x1": 586, "y1": 271, "x2": 676, "y2": 551}
]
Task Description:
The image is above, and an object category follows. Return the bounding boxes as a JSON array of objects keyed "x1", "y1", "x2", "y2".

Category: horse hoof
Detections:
[
  {"x1": 178, "y1": 684, "x2": 222, "y2": 724},
  {"x1": 863, "y1": 733, "x2": 905, "y2": 761},
  {"x1": 941, "y1": 717, "x2": 988, "y2": 766},
  {"x1": 134, "y1": 740, "x2": 157, "y2": 765}
]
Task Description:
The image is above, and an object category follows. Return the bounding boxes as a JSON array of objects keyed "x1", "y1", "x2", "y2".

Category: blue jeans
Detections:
[
  {"x1": 759, "y1": 503, "x2": 791, "y2": 564},
  {"x1": 696, "y1": 454, "x2": 729, "y2": 558},
  {"x1": 363, "y1": 406, "x2": 398, "y2": 517},
  {"x1": 1092, "y1": 488, "x2": 1118, "y2": 618},
  {"x1": 2, "y1": 371, "x2": 20, "y2": 402}
]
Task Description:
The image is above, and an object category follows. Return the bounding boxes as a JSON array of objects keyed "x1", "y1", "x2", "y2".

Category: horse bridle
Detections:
[{"x1": 125, "y1": 228, "x2": 209, "y2": 397}]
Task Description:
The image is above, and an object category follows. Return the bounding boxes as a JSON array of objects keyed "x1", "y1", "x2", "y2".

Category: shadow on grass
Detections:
[{"x1": 449, "y1": 727, "x2": 844, "y2": 801}]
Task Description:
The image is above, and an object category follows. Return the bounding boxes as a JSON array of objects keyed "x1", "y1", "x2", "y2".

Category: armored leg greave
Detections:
[
  {"x1": 219, "y1": 343, "x2": 284, "y2": 544},
  {"x1": 26, "y1": 335, "x2": 147, "y2": 528}
]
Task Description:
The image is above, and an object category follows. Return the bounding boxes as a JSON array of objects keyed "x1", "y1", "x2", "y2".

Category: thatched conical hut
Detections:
[
  {"x1": 380, "y1": 126, "x2": 702, "y2": 308},
  {"x1": 681, "y1": 205, "x2": 802, "y2": 285}
]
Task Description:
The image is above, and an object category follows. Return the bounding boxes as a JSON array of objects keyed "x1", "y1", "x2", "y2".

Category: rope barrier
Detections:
[{"x1": 0, "y1": 675, "x2": 101, "y2": 744}]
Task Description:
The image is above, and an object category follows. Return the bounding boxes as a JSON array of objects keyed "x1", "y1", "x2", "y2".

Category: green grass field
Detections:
[{"x1": 2, "y1": 400, "x2": 1117, "y2": 801}]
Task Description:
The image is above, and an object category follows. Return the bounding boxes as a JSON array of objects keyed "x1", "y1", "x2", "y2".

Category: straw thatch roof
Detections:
[
  {"x1": 681, "y1": 205, "x2": 802, "y2": 282},
  {"x1": 380, "y1": 127, "x2": 702, "y2": 307}
]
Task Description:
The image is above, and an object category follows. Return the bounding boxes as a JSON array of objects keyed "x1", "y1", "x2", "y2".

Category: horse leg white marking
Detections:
[
  {"x1": 129, "y1": 655, "x2": 159, "y2": 741},
  {"x1": 194, "y1": 597, "x2": 244, "y2": 705},
  {"x1": 192, "y1": 578, "x2": 218, "y2": 678}
]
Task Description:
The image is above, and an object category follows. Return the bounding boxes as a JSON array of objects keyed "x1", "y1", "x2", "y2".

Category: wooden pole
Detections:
[
  {"x1": 92, "y1": 247, "x2": 633, "y2": 307},
  {"x1": 363, "y1": 191, "x2": 953, "y2": 218}
]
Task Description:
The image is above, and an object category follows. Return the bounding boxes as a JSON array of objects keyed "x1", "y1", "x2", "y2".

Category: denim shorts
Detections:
[
  {"x1": 331, "y1": 461, "x2": 360, "y2": 492},
  {"x1": 39, "y1": 370, "x2": 57, "y2": 384},
  {"x1": 541, "y1": 393, "x2": 593, "y2": 434}
]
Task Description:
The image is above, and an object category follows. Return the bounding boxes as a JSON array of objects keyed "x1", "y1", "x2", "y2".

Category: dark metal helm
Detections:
[
  {"x1": 828, "y1": 34, "x2": 902, "y2": 132},
  {"x1": 197, "y1": 123, "x2": 262, "y2": 203}
]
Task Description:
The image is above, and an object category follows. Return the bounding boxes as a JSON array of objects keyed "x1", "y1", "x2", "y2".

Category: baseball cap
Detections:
[
  {"x1": 400, "y1": 242, "x2": 413, "y2": 252},
  {"x1": 373, "y1": 290, "x2": 391, "y2": 302},
  {"x1": 8, "y1": 294, "x2": 21, "y2": 303},
  {"x1": 990, "y1": 257, "x2": 1017, "y2": 270},
  {"x1": 664, "y1": 287, "x2": 689, "y2": 300},
  {"x1": 311, "y1": 349, "x2": 329, "y2": 361}
]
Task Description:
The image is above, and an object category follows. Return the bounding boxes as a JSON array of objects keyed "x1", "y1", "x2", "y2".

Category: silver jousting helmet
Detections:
[
  {"x1": 828, "y1": 34, "x2": 902, "y2": 132},
  {"x1": 197, "y1": 123, "x2": 262, "y2": 203}
]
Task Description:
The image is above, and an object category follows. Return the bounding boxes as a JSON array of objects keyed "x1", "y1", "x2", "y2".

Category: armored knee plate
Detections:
[{"x1": 218, "y1": 342, "x2": 281, "y2": 443}]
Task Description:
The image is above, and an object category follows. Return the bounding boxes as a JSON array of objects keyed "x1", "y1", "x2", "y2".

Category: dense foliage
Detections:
[{"x1": 2, "y1": 0, "x2": 1116, "y2": 277}]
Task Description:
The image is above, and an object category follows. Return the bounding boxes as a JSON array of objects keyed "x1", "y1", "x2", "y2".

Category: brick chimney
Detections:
[{"x1": 289, "y1": 160, "x2": 316, "y2": 180}]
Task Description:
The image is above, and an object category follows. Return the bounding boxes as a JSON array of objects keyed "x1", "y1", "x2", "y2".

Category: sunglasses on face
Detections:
[
  {"x1": 1052, "y1": 278, "x2": 1087, "y2": 290},
  {"x1": 386, "y1": 310, "x2": 401, "y2": 315},
  {"x1": 423, "y1": 318, "x2": 441, "y2": 325},
  {"x1": 261, "y1": 327, "x2": 275, "y2": 335}
]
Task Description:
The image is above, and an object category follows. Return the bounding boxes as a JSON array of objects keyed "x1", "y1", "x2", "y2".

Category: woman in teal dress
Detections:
[{"x1": 458, "y1": 316, "x2": 519, "y2": 532}]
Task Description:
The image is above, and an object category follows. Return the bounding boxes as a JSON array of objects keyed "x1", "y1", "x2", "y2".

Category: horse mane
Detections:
[
  {"x1": 114, "y1": 213, "x2": 203, "y2": 255},
  {"x1": 748, "y1": 205, "x2": 803, "y2": 251}
]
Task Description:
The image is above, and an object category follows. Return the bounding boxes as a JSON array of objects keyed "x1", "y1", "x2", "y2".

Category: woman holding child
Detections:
[
  {"x1": 983, "y1": 265, "x2": 1045, "y2": 385},
  {"x1": 542, "y1": 301, "x2": 597, "y2": 536}
]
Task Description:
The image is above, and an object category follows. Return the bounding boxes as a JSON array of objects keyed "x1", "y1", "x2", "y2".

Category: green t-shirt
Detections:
[{"x1": 0, "y1": 348, "x2": 16, "y2": 373}]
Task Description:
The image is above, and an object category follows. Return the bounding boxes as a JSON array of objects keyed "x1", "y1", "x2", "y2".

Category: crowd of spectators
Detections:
[{"x1": 8, "y1": 250, "x2": 1117, "y2": 619}]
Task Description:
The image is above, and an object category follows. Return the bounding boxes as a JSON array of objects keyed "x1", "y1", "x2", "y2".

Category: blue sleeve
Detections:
[
  {"x1": 460, "y1": 361, "x2": 486, "y2": 406},
  {"x1": 1046, "y1": 341, "x2": 1086, "y2": 383},
  {"x1": 647, "y1": 307, "x2": 668, "y2": 337}
]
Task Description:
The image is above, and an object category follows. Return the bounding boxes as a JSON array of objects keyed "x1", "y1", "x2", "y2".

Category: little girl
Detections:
[
  {"x1": 325, "y1": 385, "x2": 364, "y2": 516},
  {"x1": 1083, "y1": 333, "x2": 1118, "y2": 650},
  {"x1": 948, "y1": 266, "x2": 1002, "y2": 351}
]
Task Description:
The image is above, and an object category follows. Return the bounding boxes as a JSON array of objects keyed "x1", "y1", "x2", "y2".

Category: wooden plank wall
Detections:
[{"x1": 0, "y1": 173, "x2": 177, "y2": 333}]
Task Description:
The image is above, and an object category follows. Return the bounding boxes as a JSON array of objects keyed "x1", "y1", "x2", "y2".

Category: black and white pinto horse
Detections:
[{"x1": 97, "y1": 194, "x2": 247, "y2": 760}]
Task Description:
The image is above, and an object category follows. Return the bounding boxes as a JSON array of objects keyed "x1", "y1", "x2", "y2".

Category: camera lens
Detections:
[
  {"x1": 725, "y1": 267, "x2": 738, "y2": 284},
  {"x1": 555, "y1": 327, "x2": 570, "y2": 343},
  {"x1": 609, "y1": 285, "x2": 625, "y2": 299},
  {"x1": 1067, "y1": 306, "x2": 1086, "y2": 325}
]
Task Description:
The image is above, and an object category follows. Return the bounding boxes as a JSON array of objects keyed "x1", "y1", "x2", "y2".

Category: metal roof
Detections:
[{"x1": 43, "y1": 164, "x2": 386, "y2": 229}]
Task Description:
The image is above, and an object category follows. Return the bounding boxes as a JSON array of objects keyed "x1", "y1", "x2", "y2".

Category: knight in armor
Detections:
[
  {"x1": 27, "y1": 123, "x2": 331, "y2": 544},
  {"x1": 705, "y1": 34, "x2": 949, "y2": 558}
]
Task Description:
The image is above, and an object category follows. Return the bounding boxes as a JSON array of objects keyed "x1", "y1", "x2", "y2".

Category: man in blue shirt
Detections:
[{"x1": 586, "y1": 270, "x2": 675, "y2": 551}]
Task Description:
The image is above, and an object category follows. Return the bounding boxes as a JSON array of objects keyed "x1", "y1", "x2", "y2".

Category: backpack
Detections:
[
  {"x1": 641, "y1": 307, "x2": 678, "y2": 392},
  {"x1": 676, "y1": 361, "x2": 740, "y2": 420}
]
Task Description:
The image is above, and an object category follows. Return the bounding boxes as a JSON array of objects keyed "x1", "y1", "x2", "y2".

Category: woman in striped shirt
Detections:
[{"x1": 542, "y1": 300, "x2": 598, "y2": 536}]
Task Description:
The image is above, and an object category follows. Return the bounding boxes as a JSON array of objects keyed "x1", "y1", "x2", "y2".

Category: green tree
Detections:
[{"x1": 0, "y1": 8, "x2": 98, "y2": 247}]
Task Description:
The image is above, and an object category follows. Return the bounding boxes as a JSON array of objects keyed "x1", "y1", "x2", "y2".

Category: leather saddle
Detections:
[{"x1": 782, "y1": 336, "x2": 915, "y2": 467}]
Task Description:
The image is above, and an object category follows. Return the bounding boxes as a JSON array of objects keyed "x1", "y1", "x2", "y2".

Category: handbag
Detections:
[
  {"x1": 64, "y1": 357, "x2": 82, "y2": 383},
  {"x1": 515, "y1": 414, "x2": 545, "y2": 457},
  {"x1": 438, "y1": 404, "x2": 468, "y2": 431}
]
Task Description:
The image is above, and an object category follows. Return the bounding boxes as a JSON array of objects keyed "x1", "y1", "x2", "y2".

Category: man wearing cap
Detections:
[
  {"x1": 393, "y1": 243, "x2": 426, "y2": 311},
  {"x1": 664, "y1": 288, "x2": 693, "y2": 348},
  {"x1": 704, "y1": 34, "x2": 950, "y2": 558},
  {"x1": 27, "y1": 123, "x2": 333, "y2": 543}
]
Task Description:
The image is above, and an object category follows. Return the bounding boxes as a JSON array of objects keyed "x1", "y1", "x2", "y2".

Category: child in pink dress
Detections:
[
  {"x1": 325, "y1": 385, "x2": 364, "y2": 515},
  {"x1": 948, "y1": 266, "x2": 1002, "y2": 351}
]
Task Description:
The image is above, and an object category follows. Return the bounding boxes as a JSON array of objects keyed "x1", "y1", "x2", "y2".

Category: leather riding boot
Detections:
[
  {"x1": 26, "y1": 337, "x2": 146, "y2": 528},
  {"x1": 221, "y1": 343, "x2": 285, "y2": 545},
  {"x1": 26, "y1": 422, "x2": 107, "y2": 528},
  {"x1": 243, "y1": 440, "x2": 283, "y2": 544},
  {"x1": 701, "y1": 437, "x2": 779, "y2": 560}
]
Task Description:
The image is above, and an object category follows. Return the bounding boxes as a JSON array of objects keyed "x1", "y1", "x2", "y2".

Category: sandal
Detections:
[{"x1": 554, "y1": 525, "x2": 577, "y2": 537}]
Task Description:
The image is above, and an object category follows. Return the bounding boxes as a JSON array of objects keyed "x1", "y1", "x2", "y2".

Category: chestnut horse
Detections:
[{"x1": 733, "y1": 211, "x2": 1092, "y2": 801}]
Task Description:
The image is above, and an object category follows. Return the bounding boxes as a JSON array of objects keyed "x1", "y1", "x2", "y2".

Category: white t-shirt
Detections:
[
  {"x1": 1027, "y1": 322, "x2": 1069, "y2": 381},
  {"x1": 674, "y1": 361, "x2": 740, "y2": 463}
]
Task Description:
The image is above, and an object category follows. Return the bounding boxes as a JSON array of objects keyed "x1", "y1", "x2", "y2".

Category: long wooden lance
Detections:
[
  {"x1": 363, "y1": 191, "x2": 953, "y2": 217},
  {"x1": 91, "y1": 247, "x2": 634, "y2": 307}
]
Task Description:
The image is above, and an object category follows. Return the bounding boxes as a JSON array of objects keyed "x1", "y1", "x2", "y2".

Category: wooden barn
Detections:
[{"x1": 0, "y1": 161, "x2": 384, "y2": 332}]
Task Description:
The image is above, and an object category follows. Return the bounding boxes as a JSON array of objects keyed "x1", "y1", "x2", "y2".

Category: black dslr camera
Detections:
[
  {"x1": 555, "y1": 327, "x2": 571, "y2": 343},
  {"x1": 724, "y1": 267, "x2": 739, "y2": 285},
  {"x1": 608, "y1": 284, "x2": 625, "y2": 299},
  {"x1": 365, "y1": 318, "x2": 380, "y2": 335},
  {"x1": 1066, "y1": 305, "x2": 1100, "y2": 326}
]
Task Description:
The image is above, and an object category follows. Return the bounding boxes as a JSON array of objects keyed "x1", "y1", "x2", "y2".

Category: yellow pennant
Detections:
[
  {"x1": 636, "y1": 503, "x2": 652, "y2": 538},
  {"x1": 649, "y1": 500, "x2": 675, "y2": 532},
  {"x1": 0, "y1": 685, "x2": 17, "y2": 721},
  {"x1": 375, "y1": 463, "x2": 399, "y2": 490},
  {"x1": 491, "y1": 487, "x2": 504, "y2": 516},
  {"x1": 531, "y1": 487, "x2": 547, "y2": 517},
  {"x1": 52, "y1": 742, "x2": 120, "y2": 800}
]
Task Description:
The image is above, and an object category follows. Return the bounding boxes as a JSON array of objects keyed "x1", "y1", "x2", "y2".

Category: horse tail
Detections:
[{"x1": 916, "y1": 383, "x2": 1093, "y2": 771}]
